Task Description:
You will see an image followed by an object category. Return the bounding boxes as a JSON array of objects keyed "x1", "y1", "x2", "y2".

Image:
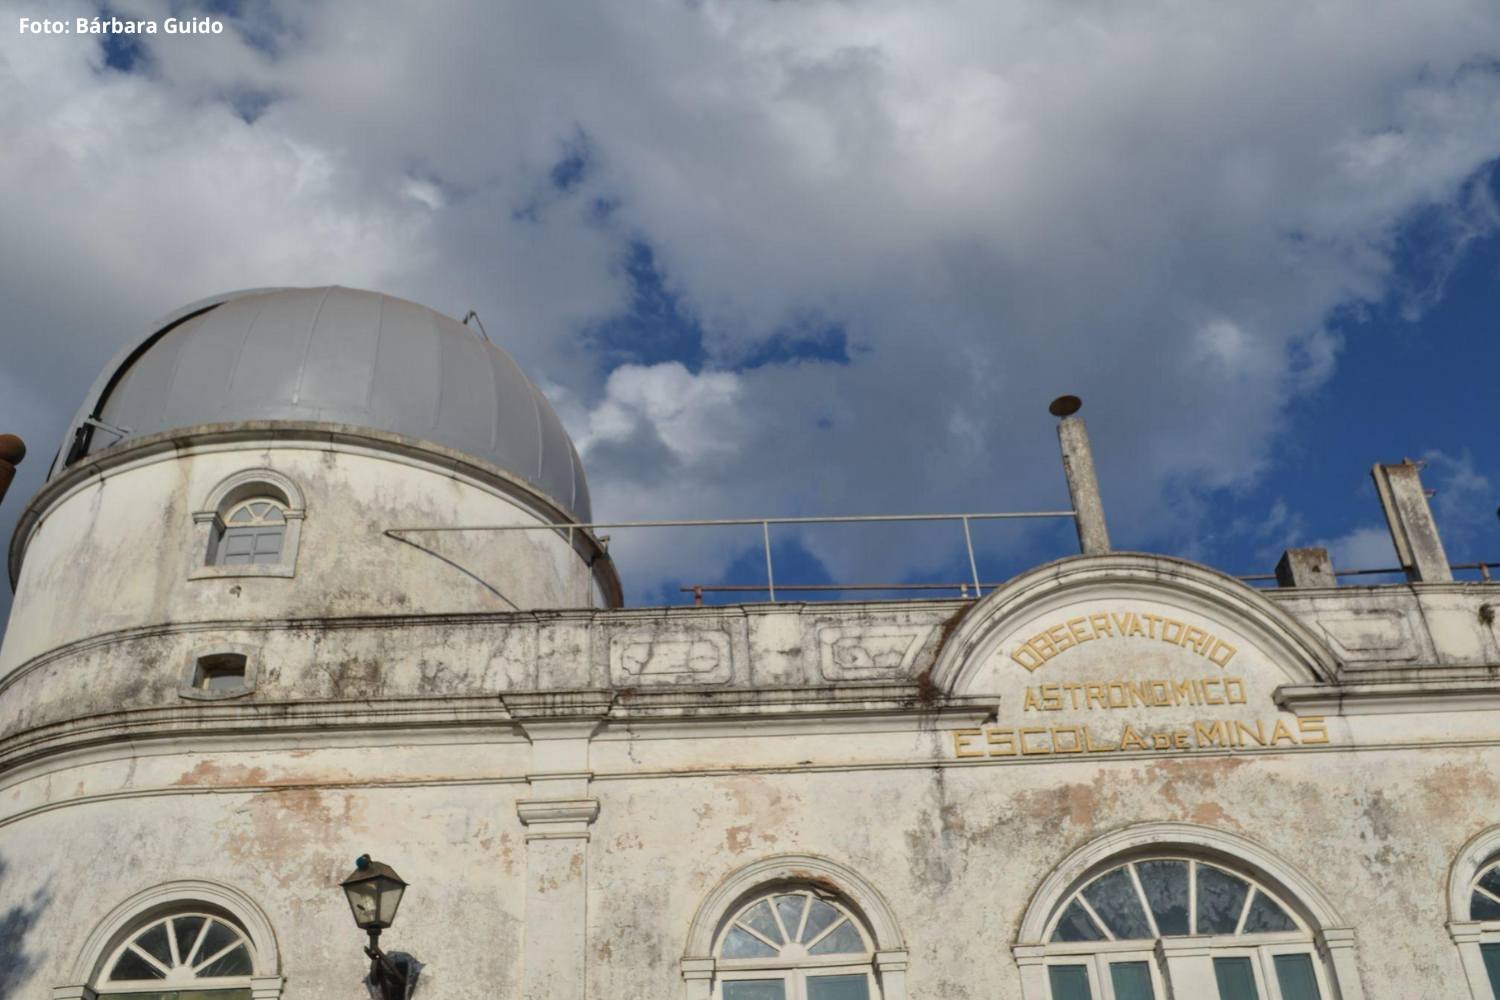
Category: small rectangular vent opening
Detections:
[{"x1": 194, "y1": 652, "x2": 248, "y2": 692}]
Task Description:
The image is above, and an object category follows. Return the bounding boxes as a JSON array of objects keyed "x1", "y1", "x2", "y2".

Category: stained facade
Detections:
[{"x1": 1, "y1": 286, "x2": 1498, "y2": 1000}]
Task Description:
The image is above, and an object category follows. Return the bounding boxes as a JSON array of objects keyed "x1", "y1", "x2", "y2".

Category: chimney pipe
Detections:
[
  {"x1": 1372, "y1": 459, "x2": 1452, "y2": 583},
  {"x1": 0, "y1": 434, "x2": 24, "y2": 506},
  {"x1": 1050, "y1": 396, "x2": 1111, "y2": 555}
]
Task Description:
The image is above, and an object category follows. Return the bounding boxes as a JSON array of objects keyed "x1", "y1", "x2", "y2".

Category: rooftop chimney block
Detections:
[{"x1": 1276, "y1": 547, "x2": 1337, "y2": 588}]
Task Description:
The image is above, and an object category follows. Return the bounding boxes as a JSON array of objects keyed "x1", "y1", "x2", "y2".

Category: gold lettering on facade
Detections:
[
  {"x1": 952, "y1": 716, "x2": 1331, "y2": 759},
  {"x1": 1022, "y1": 675, "x2": 1249, "y2": 711},
  {"x1": 1010, "y1": 609, "x2": 1239, "y2": 672}
]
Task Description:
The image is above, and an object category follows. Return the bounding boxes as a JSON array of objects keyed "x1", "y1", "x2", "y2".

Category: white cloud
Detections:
[
  {"x1": 1319, "y1": 526, "x2": 1399, "y2": 573},
  {"x1": 3, "y1": 0, "x2": 1500, "y2": 609}
]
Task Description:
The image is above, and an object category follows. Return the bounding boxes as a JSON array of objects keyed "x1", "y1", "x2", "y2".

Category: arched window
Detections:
[
  {"x1": 1015, "y1": 826, "x2": 1362, "y2": 1000},
  {"x1": 1451, "y1": 838, "x2": 1500, "y2": 999},
  {"x1": 1040, "y1": 857, "x2": 1329, "y2": 1000},
  {"x1": 95, "y1": 910, "x2": 255, "y2": 998},
  {"x1": 213, "y1": 498, "x2": 288, "y2": 566},
  {"x1": 715, "y1": 887, "x2": 879, "y2": 1000},
  {"x1": 189, "y1": 469, "x2": 305, "y2": 579}
]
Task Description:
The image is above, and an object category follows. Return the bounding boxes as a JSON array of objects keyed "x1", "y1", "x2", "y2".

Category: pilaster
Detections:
[
  {"x1": 1317, "y1": 926, "x2": 1366, "y2": 1000},
  {"x1": 513, "y1": 708, "x2": 606, "y2": 1000}
]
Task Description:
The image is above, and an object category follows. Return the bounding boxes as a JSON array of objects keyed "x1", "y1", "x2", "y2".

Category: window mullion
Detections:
[
  {"x1": 193, "y1": 940, "x2": 240, "y2": 974},
  {"x1": 803, "y1": 916, "x2": 847, "y2": 951},
  {"x1": 125, "y1": 942, "x2": 173, "y2": 976},
  {"x1": 1075, "y1": 894, "x2": 1117, "y2": 942},
  {"x1": 1234, "y1": 889, "x2": 1255, "y2": 937},
  {"x1": 164, "y1": 917, "x2": 182, "y2": 969},
  {"x1": 1188, "y1": 862, "x2": 1198, "y2": 936},
  {"x1": 1127, "y1": 863, "x2": 1160, "y2": 939}
]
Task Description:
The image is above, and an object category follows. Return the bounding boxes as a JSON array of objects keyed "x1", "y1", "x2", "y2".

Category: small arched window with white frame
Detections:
[
  {"x1": 715, "y1": 886, "x2": 879, "y2": 1000},
  {"x1": 94, "y1": 909, "x2": 255, "y2": 999},
  {"x1": 190, "y1": 469, "x2": 305, "y2": 580}
]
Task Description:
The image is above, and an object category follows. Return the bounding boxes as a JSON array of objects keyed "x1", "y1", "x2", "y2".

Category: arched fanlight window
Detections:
[
  {"x1": 715, "y1": 887, "x2": 879, "y2": 999},
  {"x1": 190, "y1": 469, "x2": 305, "y2": 579},
  {"x1": 212, "y1": 498, "x2": 288, "y2": 566},
  {"x1": 95, "y1": 911, "x2": 254, "y2": 998},
  {"x1": 1041, "y1": 858, "x2": 1331, "y2": 1000}
]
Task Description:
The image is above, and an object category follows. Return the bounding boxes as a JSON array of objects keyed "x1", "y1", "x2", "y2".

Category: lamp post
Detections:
[{"x1": 340, "y1": 854, "x2": 410, "y2": 1000}]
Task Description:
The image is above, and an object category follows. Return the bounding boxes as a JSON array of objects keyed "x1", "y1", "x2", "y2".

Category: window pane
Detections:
[
  {"x1": 723, "y1": 981, "x2": 787, "y2": 1000},
  {"x1": 808, "y1": 920, "x2": 865, "y2": 955},
  {"x1": 1136, "y1": 860, "x2": 1190, "y2": 936},
  {"x1": 1479, "y1": 867, "x2": 1500, "y2": 899},
  {"x1": 1109, "y1": 961, "x2": 1155, "y2": 1000},
  {"x1": 197, "y1": 920, "x2": 240, "y2": 967},
  {"x1": 742, "y1": 900, "x2": 785, "y2": 945},
  {"x1": 1051, "y1": 899, "x2": 1106, "y2": 942},
  {"x1": 228, "y1": 507, "x2": 254, "y2": 524},
  {"x1": 807, "y1": 973, "x2": 871, "y2": 1000},
  {"x1": 1472, "y1": 890, "x2": 1500, "y2": 920},
  {"x1": 1242, "y1": 891, "x2": 1296, "y2": 933},
  {"x1": 1482, "y1": 942, "x2": 1500, "y2": 996},
  {"x1": 722, "y1": 926, "x2": 778, "y2": 958},
  {"x1": 1272, "y1": 953, "x2": 1321, "y2": 1000},
  {"x1": 135, "y1": 921, "x2": 173, "y2": 964},
  {"x1": 1082, "y1": 867, "x2": 1153, "y2": 940},
  {"x1": 775, "y1": 894, "x2": 807, "y2": 941},
  {"x1": 174, "y1": 915, "x2": 207, "y2": 964},
  {"x1": 198, "y1": 943, "x2": 253, "y2": 977},
  {"x1": 1212, "y1": 956, "x2": 1259, "y2": 1000},
  {"x1": 1048, "y1": 964, "x2": 1093, "y2": 1000},
  {"x1": 99, "y1": 992, "x2": 252, "y2": 1000},
  {"x1": 1197, "y1": 866, "x2": 1250, "y2": 935},
  {"x1": 803, "y1": 899, "x2": 841, "y2": 943},
  {"x1": 110, "y1": 948, "x2": 167, "y2": 980}
]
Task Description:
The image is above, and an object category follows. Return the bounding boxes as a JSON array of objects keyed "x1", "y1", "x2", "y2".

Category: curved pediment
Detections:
[{"x1": 931, "y1": 554, "x2": 1340, "y2": 760}]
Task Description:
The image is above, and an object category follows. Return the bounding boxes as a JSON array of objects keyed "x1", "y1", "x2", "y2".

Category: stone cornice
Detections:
[{"x1": 0, "y1": 685, "x2": 997, "y2": 783}]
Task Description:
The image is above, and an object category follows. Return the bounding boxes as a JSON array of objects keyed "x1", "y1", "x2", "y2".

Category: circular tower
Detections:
[{"x1": 0, "y1": 286, "x2": 621, "y2": 999}]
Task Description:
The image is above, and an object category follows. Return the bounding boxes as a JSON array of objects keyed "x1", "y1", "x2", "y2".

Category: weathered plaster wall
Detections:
[{"x1": 1, "y1": 436, "x2": 607, "y2": 672}]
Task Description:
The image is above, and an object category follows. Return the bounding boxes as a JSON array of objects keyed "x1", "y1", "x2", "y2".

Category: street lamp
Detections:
[{"x1": 340, "y1": 854, "x2": 410, "y2": 1000}]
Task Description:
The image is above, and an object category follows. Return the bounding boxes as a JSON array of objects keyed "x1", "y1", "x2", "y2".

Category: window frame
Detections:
[
  {"x1": 1033, "y1": 855, "x2": 1336, "y2": 1000},
  {"x1": 94, "y1": 910, "x2": 256, "y2": 994},
  {"x1": 178, "y1": 644, "x2": 259, "y2": 702},
  {"x1": 711, "y1": 887, "x2": 881, "y2": 1000},
  {"x1": 188, "y1": 469, "x2": 305, "y2": 581}
]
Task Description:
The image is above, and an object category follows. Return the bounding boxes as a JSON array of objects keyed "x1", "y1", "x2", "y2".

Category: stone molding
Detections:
[
  {"x1": 682, "y1": 852, "x2": 907, "y2": 958},
  {"x1": 929, "y1": 552, "x2": 1341, "y2": 695},
  {"x1": 516, "y1": 797, "x2": 600, "y2": 841},
  {"x1": 1450, "y1": 824, "x2": 1500, "y2": 921},
  {"x1": 9, "y1": 420, "x2": 622, "y2": 603},
  {"x1": 1014, "y1": 821, "x2": 1348, "y2": 943}
]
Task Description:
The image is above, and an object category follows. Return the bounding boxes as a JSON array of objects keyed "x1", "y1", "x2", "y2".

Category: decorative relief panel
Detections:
[
  {"x1": 1316, "y1": 610, "x2": 1416, "y2": 661},
  {"x1": 816, "y1": 625, "x2": 934, "y2": 680},
  {"x1": 608, "y1": 629, "x2": 733, "y2": 686}
]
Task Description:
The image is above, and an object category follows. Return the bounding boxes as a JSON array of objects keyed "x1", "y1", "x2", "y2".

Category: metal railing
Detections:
[
  {"x1": 1238, "y1": 561, "x2": 1496, "y2": 586},
  {"x1": 679, "y1": 560, "x2": 1498, "y2": 604},
  {"x1": 385, "y1": 509, "x2": 1079, "y2": 602}
]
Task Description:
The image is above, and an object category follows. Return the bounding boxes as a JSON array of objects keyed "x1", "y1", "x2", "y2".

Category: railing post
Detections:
[
  {"x1": 962, "y1": 516, "x2": 982, "y2": 598},
  {"x1": 762, "y1": 520, "x2": 776, "y2": 601}
]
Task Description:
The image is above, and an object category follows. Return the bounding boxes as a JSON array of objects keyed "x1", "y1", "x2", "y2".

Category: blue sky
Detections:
[{"x1": 1, "y1": 0, "x2": 1498, "y2": 633}]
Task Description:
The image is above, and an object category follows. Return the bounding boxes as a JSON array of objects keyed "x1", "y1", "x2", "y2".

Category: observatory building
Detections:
[{"x1": 1, "y1": 286, "x2": 1499, "y2": 1000}]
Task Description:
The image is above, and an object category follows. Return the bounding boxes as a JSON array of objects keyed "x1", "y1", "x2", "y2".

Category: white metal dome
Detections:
[{"x1": 52, "y1": 286, "x2": 592, "y2": 519}]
